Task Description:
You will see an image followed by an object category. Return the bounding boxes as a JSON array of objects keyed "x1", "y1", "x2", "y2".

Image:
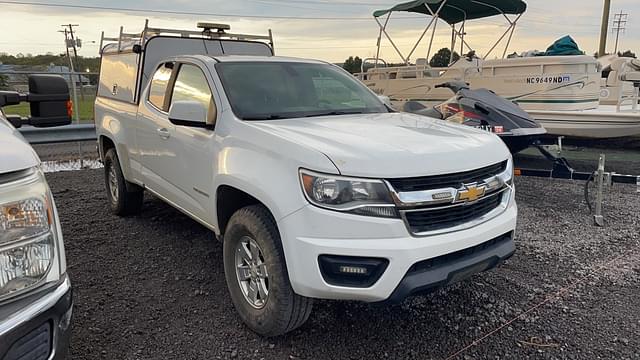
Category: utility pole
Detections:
[
  {"x1": 59, "y1": 23, "x2": 86, "y2": 165},
  {"x1": 612, "y1": 11, "x2": 628, "y2": 54},
  {"x1": 59, "y1": 25, "x2": 80, "y2": 124},
  {"x1": 60, "y1": 24, "x2": 85, "y2": 101},
  {"x1": 598, "y1": 0, "x2": 611, "y2": 57}
]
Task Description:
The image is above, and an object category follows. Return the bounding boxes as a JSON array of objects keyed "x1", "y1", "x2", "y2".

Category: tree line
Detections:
[{"x1": 0, "y1": 53, "x2": 101, "y2": 72}]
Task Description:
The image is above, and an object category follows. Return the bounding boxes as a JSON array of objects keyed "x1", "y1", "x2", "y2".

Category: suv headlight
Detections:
[
  {"x1": 0, "y1": 168, "x2": 61, "y2": 301},
  {"x1": 299, "y1": 169, "x2": 398, "y2": 218}
]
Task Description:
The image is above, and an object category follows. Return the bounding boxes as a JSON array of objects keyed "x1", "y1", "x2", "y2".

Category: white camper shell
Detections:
[{"x1": 97, "y1": 21, "x2": 274, "y2": 104}]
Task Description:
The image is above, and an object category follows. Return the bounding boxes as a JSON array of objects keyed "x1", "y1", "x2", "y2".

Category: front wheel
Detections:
[
  {"x1": 223, "y1": 205, "x2": 313, "y2": 336},
  {"x1": 103, "y1": 148, "x2": 143, "y2": 216}
]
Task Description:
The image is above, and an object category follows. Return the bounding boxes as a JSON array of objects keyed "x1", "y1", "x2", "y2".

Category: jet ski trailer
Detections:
[{"x1": 515, "y1": 148, "x2": 640, "y2": 226}]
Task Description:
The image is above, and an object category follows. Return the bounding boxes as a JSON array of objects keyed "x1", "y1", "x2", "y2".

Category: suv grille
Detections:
[
  {"x1": 403, "y1": 192, "x2": 503, "y2": 233},
  {"x1": 387, "y1": 160, "x2": 507, "y2": 192}
]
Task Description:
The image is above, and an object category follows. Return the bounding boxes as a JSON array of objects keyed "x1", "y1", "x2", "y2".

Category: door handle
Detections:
[{"x1": 156, "y1": 128, "x2": 170, "y2": 139}]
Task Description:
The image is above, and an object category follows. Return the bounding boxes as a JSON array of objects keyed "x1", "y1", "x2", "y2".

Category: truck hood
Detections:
[
  {"x1": 0, "y1": 118, "x2": 39, "y2": 174},
  {"x1": 252, "y1": 112, "x2": 510, "y2": 178}
]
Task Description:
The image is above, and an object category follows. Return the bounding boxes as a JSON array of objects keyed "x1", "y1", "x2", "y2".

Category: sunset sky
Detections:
[{"x1": 1, "y1": 0, "x2": 638, "y2": 63}]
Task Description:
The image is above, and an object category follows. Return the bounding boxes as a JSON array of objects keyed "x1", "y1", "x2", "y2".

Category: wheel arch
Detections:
[
  {"x1": 215, "y1": 184, "x2": 276, "y2": 237},
  {"x1": 98, "y1": 135, "x2": 116, "y2": 160}
]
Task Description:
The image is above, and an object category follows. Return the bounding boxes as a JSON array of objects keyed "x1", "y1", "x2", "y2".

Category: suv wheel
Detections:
[
  {"x1": 103, "y1": 148, "x2": 143, "y2": 216},
  {"x1": 223, "y1": 205, "x2": 313, "y2": 336}
]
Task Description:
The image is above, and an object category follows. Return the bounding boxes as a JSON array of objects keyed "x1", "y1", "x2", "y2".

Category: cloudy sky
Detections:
[{"x1": 1, "y1": 0, "x2": 638, "y2": 62}]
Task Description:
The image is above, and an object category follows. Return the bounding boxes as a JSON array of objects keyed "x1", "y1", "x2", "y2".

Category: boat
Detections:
[
  {"x1": 403, "y1": 81, "x2": 546, "y2": 154},
  {"x1": 358, "y1": 0, "x2": 640, "y2": 138}
]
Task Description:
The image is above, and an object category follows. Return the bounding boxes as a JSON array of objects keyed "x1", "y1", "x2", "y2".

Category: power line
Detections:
[
  {"x1": 247, "y1": 0, "x2": 393, "y2": 6},
  {"x1": 0, "y1": 0, "x2": 614, "y2": 27},
  {"x1": 612, "y1": 11, "x2": 628, "y2": 53},
  {"x1": 0, "y1": 0, "x2": 404, "y2": 20}
]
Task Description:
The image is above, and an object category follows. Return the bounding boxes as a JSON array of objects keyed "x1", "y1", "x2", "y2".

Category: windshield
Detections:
[{"x1": 215, "y1": 61, "x2": 389, "y2": 120}]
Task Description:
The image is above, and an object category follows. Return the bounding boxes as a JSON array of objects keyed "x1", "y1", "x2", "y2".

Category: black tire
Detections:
[
  {"x1": 103, "y1": 148, "x2": 143, "y2": 216},
  {"x1": 223, "y1": 205, "x2": 313, "y2": 336}
]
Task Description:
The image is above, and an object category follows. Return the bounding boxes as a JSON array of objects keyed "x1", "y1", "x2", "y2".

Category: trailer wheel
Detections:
[
  {"x1": 104, "y1": 148, "x2": 143, "y2": 216},
  {"x1": 223, "y1": 205, "x2": 313, "y2": 336}
]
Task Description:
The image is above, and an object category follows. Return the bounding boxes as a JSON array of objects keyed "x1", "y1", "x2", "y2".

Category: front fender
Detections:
[{"x1": 212, "y1": 122, "x2": 339, "y2": 228}]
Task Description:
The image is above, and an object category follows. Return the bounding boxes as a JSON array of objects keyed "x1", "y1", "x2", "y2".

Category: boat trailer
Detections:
[{"x1": 515, "y1": 145, "x2": 640, "y2": 226}]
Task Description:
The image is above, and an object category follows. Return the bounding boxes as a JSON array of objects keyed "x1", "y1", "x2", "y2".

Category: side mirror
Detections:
[
  {"x1": 168, "y1": 100, "x2": 213, "y2": 129},
  {"x1": 0, "y1": 91, "x2": 21, "y2": 107},
  {"x1": 0, "y1": 75, "x2": 71, "y2": 128},
  {"x1": 27, "y1": 75, "x2": 72, "y2": 127}
]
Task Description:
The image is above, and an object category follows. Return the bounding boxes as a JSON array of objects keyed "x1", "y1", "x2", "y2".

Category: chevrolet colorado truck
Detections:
[
  {"x1": 95, "y1": 22, "x2": 517, "y2": 336},
  {"x1": 0, "y1": 75, "x2": 73, "y2": 359}
]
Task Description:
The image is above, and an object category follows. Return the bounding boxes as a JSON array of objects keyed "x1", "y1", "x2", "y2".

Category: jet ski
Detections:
[{"x1": 403, "y1": 81, "x2": 546, "y2": 154}]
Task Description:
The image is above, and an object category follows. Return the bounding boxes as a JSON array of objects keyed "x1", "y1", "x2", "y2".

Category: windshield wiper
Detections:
[
  {"x1": 243, "y1": 114, "x2": 289, "y2": 120},
  {"x1": 304, "y1": 110, "x2": 363, "y2": 118}
]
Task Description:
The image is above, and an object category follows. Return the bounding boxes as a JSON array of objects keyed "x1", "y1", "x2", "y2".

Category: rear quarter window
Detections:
[{"x1": 148, "y1": 65, "x2": 173, "y2": 111}]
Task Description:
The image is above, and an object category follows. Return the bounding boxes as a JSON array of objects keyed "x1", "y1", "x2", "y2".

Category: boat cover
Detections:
[
  {"x1": 543, "y1": 36, "x2": 584, "y2": 56},
  {"x1": 373, "y1": 0, "x2": 527, "y2": 24}
]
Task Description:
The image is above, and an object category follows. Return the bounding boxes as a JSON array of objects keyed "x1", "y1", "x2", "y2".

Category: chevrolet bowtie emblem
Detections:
[{"x1": 457, "y1": 184, "x2": 486, "y2": 202}]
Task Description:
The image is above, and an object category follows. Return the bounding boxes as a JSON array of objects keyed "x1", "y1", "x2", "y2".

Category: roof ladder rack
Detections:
[{"x1": 99, "y1": 19, "x2": 274, "y2": 55}]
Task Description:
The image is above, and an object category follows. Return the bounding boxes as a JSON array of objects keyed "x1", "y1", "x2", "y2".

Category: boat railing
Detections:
[
  {"x1": 616, "y1": 75, "x2": 640, "y2": 112},
  {"x1": 358, "y1": 62, "x2": 474, "y2": 81}
]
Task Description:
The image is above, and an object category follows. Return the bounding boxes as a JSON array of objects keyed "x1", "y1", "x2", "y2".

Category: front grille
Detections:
[
  {"x1": 387, "y1": 161, "x2": 507, "y2": 192},
  {"x1": 3, "y1": 322, "x2": 51, "y2": 360},
  {"x1": 403, "y1": 192, "x2": 503, "y2": 234}
]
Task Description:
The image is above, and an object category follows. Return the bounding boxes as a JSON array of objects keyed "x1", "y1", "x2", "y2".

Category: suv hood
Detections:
[
  {"x1": 252, "y1": 112, "x2": 509, "y2": 178},
  {"x1": 0, "y1": 118, "x2": 39, "y2": 174}
]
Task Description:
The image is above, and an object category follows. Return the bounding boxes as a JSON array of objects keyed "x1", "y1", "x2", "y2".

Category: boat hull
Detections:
[
  {"x1": 362, "y1": 55, "x2": 601, "y2": 112},
  {"x1": 530, "y1": 106, "x2": 640, "y2": 138}
]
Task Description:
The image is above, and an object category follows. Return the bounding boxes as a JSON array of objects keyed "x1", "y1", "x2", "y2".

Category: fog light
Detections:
[
  {"x1": 339, "y1": 265, "x2": 368, "y2": 275},
  {"x1": 319, "y1": 255, "x2": 389, "y2": 288}
]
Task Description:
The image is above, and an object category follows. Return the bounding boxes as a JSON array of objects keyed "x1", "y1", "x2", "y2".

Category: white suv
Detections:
[{"x1": 95, "y1": 26, "x2": 516, "y2": 336}]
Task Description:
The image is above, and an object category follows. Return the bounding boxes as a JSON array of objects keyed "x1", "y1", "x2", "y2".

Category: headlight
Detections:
[
  {"x1": 299, "y1": 169, "x2": 398, "y2": 218},
  {"x1": 0, "y1": 168, "x2": 59, "y2": 301}
]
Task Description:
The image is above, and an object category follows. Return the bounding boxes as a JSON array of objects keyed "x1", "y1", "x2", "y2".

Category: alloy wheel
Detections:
[{"x1": 234, "y1": 236, "x2": 269, "y2": 309}]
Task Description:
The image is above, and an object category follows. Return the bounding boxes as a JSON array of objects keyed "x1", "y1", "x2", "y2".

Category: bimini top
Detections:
[{"x1": 373, "y1": 0, "x2": 527, "y2": 24}]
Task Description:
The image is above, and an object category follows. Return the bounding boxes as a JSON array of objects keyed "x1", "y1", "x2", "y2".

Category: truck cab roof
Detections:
[{"x1": 205, "y1": 55, "x2": 327, "y2": 64}]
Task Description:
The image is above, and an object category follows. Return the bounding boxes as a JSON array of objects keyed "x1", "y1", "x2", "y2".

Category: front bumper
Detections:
[
  {"x1": 278, "y1": 189, "x2": 517, "y2": 302},
  {"x1": 0, "y1": 275, "x2": 73, "y2": 360},
  {"x1": 382, "y1": 231, "x2": 514, "y2": 304}
]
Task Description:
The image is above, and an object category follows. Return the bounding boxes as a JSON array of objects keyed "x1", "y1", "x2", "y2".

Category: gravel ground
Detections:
[
  {"x1": 32, "y1": 141, "x2": 97, "y2": 162},
  {"x1": 44, "y1": 169, "x2": 640, "y2": 360}
]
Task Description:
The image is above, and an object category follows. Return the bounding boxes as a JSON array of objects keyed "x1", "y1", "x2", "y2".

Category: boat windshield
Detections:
[{"x1": 215, "y1": 61, "x2": 389, "y2": 120}]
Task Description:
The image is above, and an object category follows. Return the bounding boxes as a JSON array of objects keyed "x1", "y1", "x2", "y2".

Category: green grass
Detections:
[{"x1": 3, "y1": 95, "x2": 95, "y2": 123}]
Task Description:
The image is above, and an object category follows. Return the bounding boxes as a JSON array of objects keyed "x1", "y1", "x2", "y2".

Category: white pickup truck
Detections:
[
  {"x1": 0, "y1": 75, "x2": 73, "y2": 359},
  {"x1": 95, "y1": 23, "x2": 517, "y2": 336}
]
